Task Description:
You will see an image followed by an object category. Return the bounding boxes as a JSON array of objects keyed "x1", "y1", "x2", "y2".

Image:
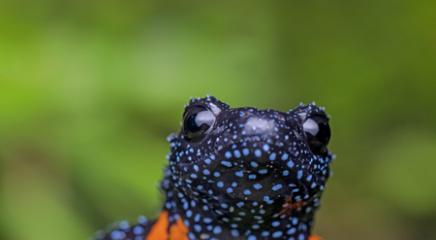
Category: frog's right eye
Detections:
[
  {"x1": 302, "y1": 113, "x2": 331, "y2": 156},
  {"x1": 182, "y1": 105, "x2": 216, "y2": 142}
]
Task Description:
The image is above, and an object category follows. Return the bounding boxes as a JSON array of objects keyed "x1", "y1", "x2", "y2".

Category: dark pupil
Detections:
[
  {"x1": 185, "y1": 113, "x2": 203, "y2": 134},
  {"x1": 307, "y1": 115, "x2": 330, "y2": 155},
  {"x1": 183, "y1": 108, "x2": 214, "y2": 141}
]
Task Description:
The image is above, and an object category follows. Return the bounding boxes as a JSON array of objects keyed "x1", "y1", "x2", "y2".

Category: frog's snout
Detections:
[{"x1": 243, "y1": 117, "x2": 276, "y2": 136}]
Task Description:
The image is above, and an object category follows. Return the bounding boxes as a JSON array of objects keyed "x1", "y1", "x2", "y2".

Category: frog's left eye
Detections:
[
  {"x1": 182, "y1": 105, "x2": 216, "y2": 142},
  {"x1": 303, "y1": 113, "x2": 330, "y2": 155}
]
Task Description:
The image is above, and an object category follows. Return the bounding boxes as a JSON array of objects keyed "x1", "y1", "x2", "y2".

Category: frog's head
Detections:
[{"x1": 168, "y1": 96, "x2": 333, "y2": 226}]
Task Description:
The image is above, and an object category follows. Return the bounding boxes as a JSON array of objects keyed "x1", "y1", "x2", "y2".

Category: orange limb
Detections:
[
  {"x1": 169, "y1": 218, "x2": 189, "y2": 240},
  {"x1": 146, "y1": 211, "x2": 169, "y2": 240}
]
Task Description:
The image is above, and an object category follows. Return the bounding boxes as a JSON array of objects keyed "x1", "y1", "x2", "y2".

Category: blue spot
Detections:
[
  {"x1": 287, "y1": 227, "x2": 296, "y2": 234},
  {"x1": 133, "y1": 226, "x2": 144, "y2": 235},
  {"x1": 255, "y1": 149, "x2": 262, "y2": 157},
  {"x1": 137, "y1": 215, "x2": 147, "y2": 224},
  {"x1": 213, "y1": 226, "x2": 222, "y2": 234},
  {"x1": 235, "y1": 170, "x2": 244, "y2": 177},
  {"x1": 253, "y1": 183, "x2": 263, "y2": 190},
  {"x1": 306, "y1": 174, "x2": 313, "y2": 182},
  {"x1": 297, "y1": 170, "x2": 303, "y2": 179},
  {"x1": 248, "y1": 235, "x2": 257, "y2": 240},
  {"x1": 111, "y1": 230, "x2": 126, "y2": 240},
  {"x1": 194, "y1": 224, "x2": 202, "y2": 232},
  {"x1": 287, "y1": 160, "x2": 294, "y2": 168},
  {"x1": 248, "y1": 174, "x2": 257, "y2": 180},
  {"x1": 272, "y1": 231, "x2": 283, "y2": 238},
  {"x1": 217, "y1": 181, "x2": 224, "y2": 188},
  {"x1": 225, "y1": 151, "x2": 232, "y2": 159},
  {"x1": 231, "y1": 229, "x2": 240, "y2": 237},
  {"x1": 221, "y1": 161, "x2": 232, "y2": 167},
  {"x1": 269, "y1": 153, "x2": 277, "y2": 161},
  {"x1": 243, "y1": 189, "x2": 252, "y2": 195},
  {"x1": 272, "y1": 184, "x2": 283, "y2": 191},
  {"x1": 193, "y1": 164, "x2": 199, "y2": 171},
  {"x1": 233, "y1": 150, "x2": 241, "y2": 158},
  {"x1": 281, "y1": 153, "x2": 289, "y2": 161},
  {"x1": 242, "y1": 148, "x2": 250, "y2": 156},
  {"x1": 262, "y1": 144, "x2": 270, "y2": 152},
  {"x1": 118, "y1": 220, "x2": 129, "y2": 230}
]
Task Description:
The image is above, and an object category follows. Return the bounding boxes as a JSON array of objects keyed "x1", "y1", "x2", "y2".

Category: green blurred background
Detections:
[{"x1": 1, "y1": 1, "x2": 436, "y2": 239}]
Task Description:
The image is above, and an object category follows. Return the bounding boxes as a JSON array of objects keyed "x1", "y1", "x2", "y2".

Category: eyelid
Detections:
[
  {"x1": 184, "y1": 102, "x2": 222, "y2": 118},
  {"x1": 183, "y1": 104, "x2": 208, "y2": 117}
]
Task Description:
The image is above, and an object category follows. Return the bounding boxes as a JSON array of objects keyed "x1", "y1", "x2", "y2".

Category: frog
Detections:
[{"x1": 95, "y1": 96, "x2": 333, "y2": 240}]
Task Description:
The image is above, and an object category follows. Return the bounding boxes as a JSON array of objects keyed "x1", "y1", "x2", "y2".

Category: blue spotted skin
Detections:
[
  {"x1": 94, "y1": 216, "x2": 154, "y2": 240},
  {"x1": 96, "y1": 96, "x2": 333, "y2": 240}
]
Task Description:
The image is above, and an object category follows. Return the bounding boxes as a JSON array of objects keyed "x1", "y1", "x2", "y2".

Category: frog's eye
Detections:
[
  {"x1": 302, "y1": 113, "x2": 330, "y2": 155},
  {"x1": 182, "y1": 105, "x2": 216, "y2": 142}
]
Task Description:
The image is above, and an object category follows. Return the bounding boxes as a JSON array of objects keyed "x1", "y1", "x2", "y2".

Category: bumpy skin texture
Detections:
[{"x1": 96, "y1": 96, "x2": 333, "y2": 240}]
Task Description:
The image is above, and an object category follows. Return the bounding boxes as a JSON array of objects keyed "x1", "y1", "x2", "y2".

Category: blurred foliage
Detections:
[{"x1": 1, "y1": 1, "x2": 436, "y2": 240}]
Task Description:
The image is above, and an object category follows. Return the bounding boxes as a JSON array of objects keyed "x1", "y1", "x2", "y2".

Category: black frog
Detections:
[{"x1": 96, "y1": 96, "x2": 333, "y2": 240}]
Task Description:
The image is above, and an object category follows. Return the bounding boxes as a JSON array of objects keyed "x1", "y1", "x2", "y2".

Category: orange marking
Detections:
[
  {"x1": 309, "y1": 235, "x2": 322, "y2": 240},
  {"x1": 146, "y1": 211, "x2": 169, "y2": 240},
  {"x1": 169, "y1": 218, "x2": 189, "y2": 240},
  {"x1": 279, "y1": 196, "x2": 306, "y2": 216}
]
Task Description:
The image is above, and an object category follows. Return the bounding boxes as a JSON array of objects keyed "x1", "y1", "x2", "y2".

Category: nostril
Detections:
[{"x1": 244, "y1": 117, "x2": 275, "y2": 135}]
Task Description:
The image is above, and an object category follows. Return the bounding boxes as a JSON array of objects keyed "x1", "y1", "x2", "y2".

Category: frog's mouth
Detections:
[
  {"x1": 208, "y1": 139, "x2": 326, "y2": 203},
  {"x1": 184, "y1": 142, "x2": 326, "y2": 227}
]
